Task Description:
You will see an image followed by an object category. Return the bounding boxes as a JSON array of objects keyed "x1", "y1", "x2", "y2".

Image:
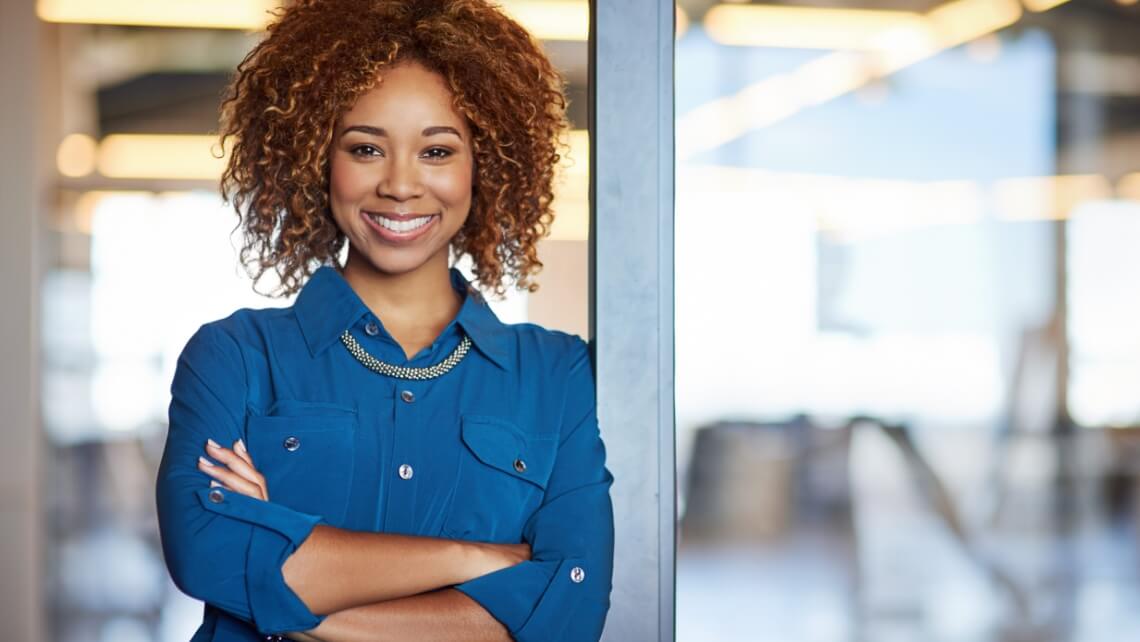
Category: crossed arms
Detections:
[
  {"x1": 197, "y1": 436, "x2": 527, "y2": 641},
  {"x1": 155, "y1": 323, "x2": 614, "y2": 641}
]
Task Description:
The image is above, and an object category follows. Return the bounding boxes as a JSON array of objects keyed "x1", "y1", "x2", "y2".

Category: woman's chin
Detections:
[{"x1": 347, "y1": 247, "x2": 444, "y2": 278}]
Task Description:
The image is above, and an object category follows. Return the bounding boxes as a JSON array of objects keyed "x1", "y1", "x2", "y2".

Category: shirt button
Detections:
[
  {"x1": 283, "y1": 436, "x2": 301, "y2": 451},
  {"x1": 400, "y1": 390, "x2": 415, "y2": 403},
  {"x1": 513, "y1": 458, "x2": 527, "y2": 473},
  {"x1": 208, "y1": 489, "x2": 225, "y2": 504},
  {"x1": 398, "y1": 464, "x2": 414, "y2": 480},
  {"x1": 364, "y1": 321, "x2": 380, "y2": 336},
  {"x1": 570, "y1": 566, "x2": 586, "y2": 583}
]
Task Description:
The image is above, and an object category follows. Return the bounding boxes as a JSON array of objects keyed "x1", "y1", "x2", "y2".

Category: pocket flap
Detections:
[
  {"x1": 460, "y1": 415, "x2": 556, "y2": 490},
  {"x1": 261, "y1": 399, "x2": 356, "y2": 422}
]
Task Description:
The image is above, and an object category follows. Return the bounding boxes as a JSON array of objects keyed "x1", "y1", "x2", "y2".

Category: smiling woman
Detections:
[
  {"x1": 329, "y1": 62, "x2": 475, "y2": 284},
  {"x1": 153, "y1": 2, "x2": 613, "y2": 642},
  {"x1": 218, "y1": 0, "x2": 568, "y2": 300}
]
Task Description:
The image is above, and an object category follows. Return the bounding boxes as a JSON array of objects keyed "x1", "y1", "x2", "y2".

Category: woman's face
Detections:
[{"x1": 329, "y1": 60, "x2": 474, "y2": 278}]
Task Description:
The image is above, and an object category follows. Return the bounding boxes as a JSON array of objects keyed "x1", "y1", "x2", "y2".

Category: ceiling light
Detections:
[
  {"x1": 36, "y1": 0, "x2": 279, "y2": 30},
  {"x1": 96, "y1": 135, "x2": 228, "y2": 181},
  {"x1": 57, "y1": 133, "x2": 98, "y2": 178},
  {"x1": 37, "y1": 0, "x2": 592, "y2": 42},
  {"x1": 500, "y1": 1, "x2": 588, "y2": 42},
  {"x1": 1022, "y1": 0, "x2": 1071, "y2": 11},
  {"x1": 704, "y1": 5, "x2": 927, "y2": 50}
]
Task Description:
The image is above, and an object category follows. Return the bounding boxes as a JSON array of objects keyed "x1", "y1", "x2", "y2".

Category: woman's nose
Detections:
[{"x1": 377, "y1": 157, "x2": 422, "y2": 201}]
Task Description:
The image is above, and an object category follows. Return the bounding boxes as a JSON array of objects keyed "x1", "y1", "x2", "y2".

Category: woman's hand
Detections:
[{"x1": 197, "y1": 438, "x2": 270, "y2": 501}]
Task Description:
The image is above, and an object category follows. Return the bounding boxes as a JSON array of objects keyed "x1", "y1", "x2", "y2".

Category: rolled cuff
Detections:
[
  {"x1": 195, "y1": 487, "x2": 327, "y2": 634},
  {"x1": 455, "y1": 557, "x2": 593, "y2": 641}
]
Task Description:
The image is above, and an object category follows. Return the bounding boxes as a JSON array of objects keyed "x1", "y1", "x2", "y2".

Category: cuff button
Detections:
[
  {"x1": 570, "y1": 566, "x2": 586, "y2": 583},
  {"x1": 513, "y1": 458, "x2": 527, "y2": 473},
  {"x1": 208, "y1": 489, "x2": 225, "y2": 504}
]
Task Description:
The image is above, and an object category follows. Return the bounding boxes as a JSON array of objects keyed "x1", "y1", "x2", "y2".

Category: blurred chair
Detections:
[{"x1": 681, "y1": 415, "x2": 853, "y2": 542}]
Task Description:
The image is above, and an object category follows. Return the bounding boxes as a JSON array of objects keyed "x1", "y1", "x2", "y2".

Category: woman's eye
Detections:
[
  {"x1": 350, "y1": 144, "x2": 383, "y2": 158},
  {"x1": 422, "y1": 147, "x2": 453, "y2": 160}
]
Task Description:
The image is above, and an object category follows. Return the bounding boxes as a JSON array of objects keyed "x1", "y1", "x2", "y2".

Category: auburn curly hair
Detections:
[{"x1": 218, "y1": 0, "x2": 569, "y2": 297}]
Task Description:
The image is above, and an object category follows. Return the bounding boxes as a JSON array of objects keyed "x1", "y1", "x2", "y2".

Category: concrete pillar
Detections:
[
  {"x1": 0, "y1": 1, "x2": 49, "y2": 640},
  {"x1": 591, "y1": 0, "x2": 676, "y2": 639}
]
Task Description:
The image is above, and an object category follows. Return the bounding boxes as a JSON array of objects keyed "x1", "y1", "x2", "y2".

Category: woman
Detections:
[{"x1": 154, "y1": 1, "x2": 614, "y2": 640}]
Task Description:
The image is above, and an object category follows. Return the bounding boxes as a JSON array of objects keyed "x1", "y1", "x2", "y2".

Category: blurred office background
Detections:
[
  {"x1": 673, "y1": 1, "x2": 1140, "y2": 641},
  {"x1": 3, "y1": 0, "x2": 1140, "y2": 641}
]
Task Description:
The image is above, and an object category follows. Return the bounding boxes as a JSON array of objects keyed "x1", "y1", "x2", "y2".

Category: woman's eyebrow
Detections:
[
  {"x1": 342, "y1": 125, "x2": 387, "y2": 137},
  {"x1": 422, "y1": 125, "x2": 463, "y2": 140},
  {"x1": 340, "y1": 125, "x2": 463, "y2": 140}
]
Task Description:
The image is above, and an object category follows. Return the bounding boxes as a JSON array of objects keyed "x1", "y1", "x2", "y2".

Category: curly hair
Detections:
[{"x1": 218, "y1": 0, "x2": 569, "y2": 297}]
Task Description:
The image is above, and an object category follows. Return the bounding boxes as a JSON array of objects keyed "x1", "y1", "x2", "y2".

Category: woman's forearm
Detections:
[
  {"x1": 297, "y1": 588, "x2": 510, "y2": 642},
  {"x1": 282, "y1": 525, "x2": 528, "y2": 615}
]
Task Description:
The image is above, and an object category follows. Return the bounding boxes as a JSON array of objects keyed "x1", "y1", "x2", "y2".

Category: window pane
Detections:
[{"x1": 676, "y1": 1, "x2": 1140, "y2": 640}]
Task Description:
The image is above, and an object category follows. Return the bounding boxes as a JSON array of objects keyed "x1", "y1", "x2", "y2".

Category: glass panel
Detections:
[{"x1": 675, "y1": 1, "x2": 1140, "y2": 640}]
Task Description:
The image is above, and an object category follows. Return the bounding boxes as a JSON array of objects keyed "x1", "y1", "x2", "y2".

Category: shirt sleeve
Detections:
[
  {"x1": 155, "y1": 322, "x2": 328, "y2": 635},
  {"x1": 454, "y1": 336, "x2": 615, "y2": 641}
]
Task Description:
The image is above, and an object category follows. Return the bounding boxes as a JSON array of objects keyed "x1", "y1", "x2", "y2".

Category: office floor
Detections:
[{"x1": 677, "y1": 485, "x2": 1140, "y2": 642}]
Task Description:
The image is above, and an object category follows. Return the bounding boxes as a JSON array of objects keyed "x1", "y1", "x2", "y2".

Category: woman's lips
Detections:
[{"x1": 361, "y1": 210, "x2": 438, "y2": 243}]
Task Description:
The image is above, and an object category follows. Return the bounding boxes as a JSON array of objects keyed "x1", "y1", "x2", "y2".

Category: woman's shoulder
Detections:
[
  {"x1": 179, "y1": 305, "x2": 295, "y2": 360},
  {"x1": 501, "y1": 322, "x2": 592, "y2": 381},
  {"x1": 203, "y1": 304, "x2": 292, "y2": 332},
  {"x1": 506, "y1": 321, "x2": 588, "y2": 356}
]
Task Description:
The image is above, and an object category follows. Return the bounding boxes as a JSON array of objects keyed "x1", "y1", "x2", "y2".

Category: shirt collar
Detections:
[{"x1": 293, "y1": 265, "x2": 512, "y2": 371}]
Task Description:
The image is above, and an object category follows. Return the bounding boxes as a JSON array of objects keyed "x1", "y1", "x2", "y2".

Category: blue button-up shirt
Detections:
[{"x1": 155, "y1": 265, "x2": 615, "y2": 641}]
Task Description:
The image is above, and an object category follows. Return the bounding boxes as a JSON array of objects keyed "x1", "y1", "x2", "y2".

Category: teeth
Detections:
[{"x1": 368, "y1": 213, "x2": 433, "y2": 234}]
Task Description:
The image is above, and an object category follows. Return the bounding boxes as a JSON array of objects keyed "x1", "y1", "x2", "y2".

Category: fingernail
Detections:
[
  {"x1": 198, "y1": 456, "x2": 215, "y2": 468},
  {"x1": 210, "y1": 480, "x2": 221, "y2": 488},
  {"x1": 235, "y1": 439, "x2": 246, "y2": 454},
  {"x1": 206, "y1": 438, "x2": 220, "y2": 450}
]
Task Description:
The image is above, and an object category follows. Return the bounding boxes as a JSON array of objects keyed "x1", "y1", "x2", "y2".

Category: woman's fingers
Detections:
[
  {"x1": 206, "y1": 439, "x2": 265, "y2": 485},
  {"x1": 202, "y1": 439, "x2": 269, "y2": 500},
  {"x1": 228, "y1": 440, "x2": 270, "y2": 500},
  {"x1": 233, "y1": 438, "x2": 255, "y2": 467},
  {"x1": 198, "y1": 456, "x2": 267, "y2": 499}
]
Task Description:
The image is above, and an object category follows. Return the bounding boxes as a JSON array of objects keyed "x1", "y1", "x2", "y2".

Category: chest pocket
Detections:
[
  {"x1": 442, "y1": 415, "x2": 557, "y2": 542},
  {"x1": 245, "y1": 402, "x2": 356, "y2": 526}
]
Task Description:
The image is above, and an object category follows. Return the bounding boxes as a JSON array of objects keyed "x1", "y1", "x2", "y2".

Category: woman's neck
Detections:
[{"x1": 339, "y1": 249, "x2": 462, "y2": 333}]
